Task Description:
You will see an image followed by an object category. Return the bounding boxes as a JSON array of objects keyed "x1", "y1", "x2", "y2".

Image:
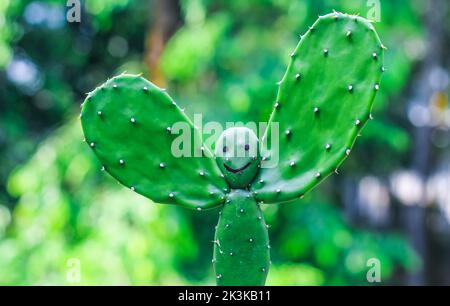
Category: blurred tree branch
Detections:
[{"x1": 145, "y1": 0, "x2": 183, "y2": 86}]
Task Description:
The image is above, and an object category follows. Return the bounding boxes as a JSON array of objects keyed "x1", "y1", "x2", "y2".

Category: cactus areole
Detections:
[{"x1": 80, "y1": 12, "x2": 384, "y2": 286}]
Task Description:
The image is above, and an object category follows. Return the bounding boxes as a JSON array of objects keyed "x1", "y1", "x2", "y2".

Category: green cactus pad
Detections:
[
  {"x1": 251, "y1": 12, "x2": 384, "y2": 203},
  {"x1": 81, "y1": 74, "x2": 228, "y2": 210},
  {"x1": 214, "y1": 127, "x2": 261, "y2": 189},
  {"x1": 213, "y1": 189, "x2": 270, "y2": 286}
]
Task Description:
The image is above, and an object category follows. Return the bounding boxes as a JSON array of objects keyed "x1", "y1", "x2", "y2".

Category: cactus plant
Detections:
[{"x1": 81, "y1": 12, "x2": 384, "y2": 286}]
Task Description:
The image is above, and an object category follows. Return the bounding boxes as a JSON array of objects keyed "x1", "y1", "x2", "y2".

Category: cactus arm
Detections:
[
  {"x1": 81, "y1": 74, "x2": 228, "y2": 210},
  {"x1": 251, "y1": 12, "x2": 384, "y2": 204},
  {"x1": 213, "y1": 190, "x2": 270, "y2": 285}
]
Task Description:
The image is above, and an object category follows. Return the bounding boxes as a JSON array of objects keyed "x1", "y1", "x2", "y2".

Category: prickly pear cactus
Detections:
[
  {"x1": 81, "y1": 75, "x2": 228, "y2": 210},
  {"x1": 213, "y1": 190, "x2": 270, "y2": 286},
  {"x1": 80, "y1": 12, "x2": 384, "y2": 286}
]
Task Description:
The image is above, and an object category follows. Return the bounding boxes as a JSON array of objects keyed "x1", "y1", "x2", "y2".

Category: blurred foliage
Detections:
[{"x1": 0, "y1": 0, "x2": 427, "y2": 284}]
